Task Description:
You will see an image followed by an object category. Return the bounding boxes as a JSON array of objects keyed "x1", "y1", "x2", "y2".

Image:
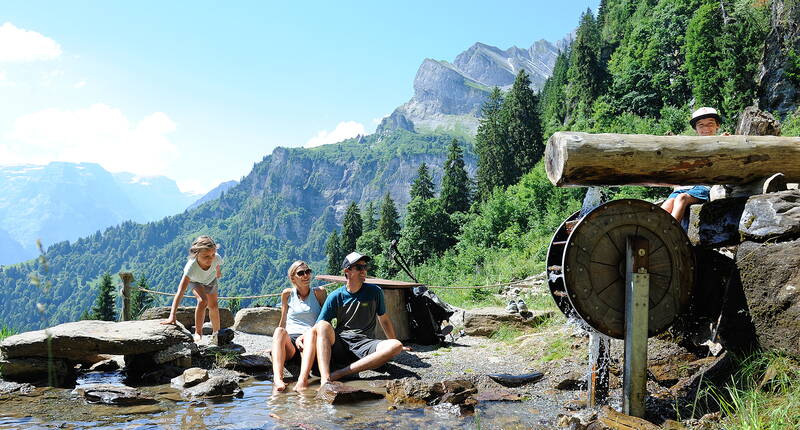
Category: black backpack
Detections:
[{"x1": 405, "y1": 286, "x2": 455, "y2": 345}]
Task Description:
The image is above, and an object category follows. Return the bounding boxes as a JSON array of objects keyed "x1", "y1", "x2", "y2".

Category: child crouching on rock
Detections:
[{"x1": 161, "y1": 235, "x2": 223, "y2": 345}]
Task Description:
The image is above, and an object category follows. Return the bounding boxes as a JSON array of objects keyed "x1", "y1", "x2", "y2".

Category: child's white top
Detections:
[{"x1": 183, "y1": 253, "x2": 223, "y2": 285}]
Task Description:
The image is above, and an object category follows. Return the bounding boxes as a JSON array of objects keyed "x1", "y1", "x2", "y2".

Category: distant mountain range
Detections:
[
  {"x1": 0, "y1": 162, "x2": 230, "y2": 265},
  {"x1": 378, "y1": 37, "x2": 572, "y2": 135}
]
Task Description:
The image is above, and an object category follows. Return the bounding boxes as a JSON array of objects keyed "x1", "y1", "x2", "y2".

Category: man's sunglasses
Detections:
[
  {"x1": 350, "y1": 264, "x2": 368, "y2": 271},
  {"x1": 295, "y1": 269, "x2": 313, "y2": 277}
]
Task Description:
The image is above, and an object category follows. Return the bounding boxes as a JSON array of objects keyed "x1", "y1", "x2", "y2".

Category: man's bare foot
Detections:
[{"x1": 273, "y1": 378, "x2": 287, "y2": 392}]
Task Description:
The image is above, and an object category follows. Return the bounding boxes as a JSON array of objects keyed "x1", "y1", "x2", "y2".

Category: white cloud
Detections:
[
  {"x1": 40, "y1": 69, "x2": 63, "y2": 87},
  {"x1": 177, "y1": 179, "x2": 210, "y2": 196},
  {"x1": 0, "y1": 22, "x2": 62, "y2": 62},
  {"x1": 74, "y1": 80, "x2": 86, "y2": 88},
  {"x1": 305, "y1": 121, "x2": 366, "y2": 147},
  {"x1": 4, "y1": 104, "x2": 178, "y2": 176}
]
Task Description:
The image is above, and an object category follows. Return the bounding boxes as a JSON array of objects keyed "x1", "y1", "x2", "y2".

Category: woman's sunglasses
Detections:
[{"x1": 295, "y1": 269, "x2": 313, "y2": 277}]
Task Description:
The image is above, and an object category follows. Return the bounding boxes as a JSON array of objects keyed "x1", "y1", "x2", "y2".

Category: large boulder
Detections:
[
  {"x1": 739, "y1": 190, "x2": 800, "y2": 242},
  {"x1": 233, "y1": 307, "x2": 281, "y2": 335},
  {"x1": 462, "y1": 308, "x2": 554, "y2": 336},
  {"x1": 139, "y1": 306, "x2": 234, "y2": 329},
  {"x1": 0, "y1": 320, "x2": 193, "y2": 361},
  {"x1": 737, "y1": 239, "x2": 800, "y2": 357},
  {"x1": 687, "y1": 197, "x2": 748, "y2": 248}
]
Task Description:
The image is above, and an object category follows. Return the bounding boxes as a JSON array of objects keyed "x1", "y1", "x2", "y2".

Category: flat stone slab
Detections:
[
  {"x1": 139, "y1": 306, "x2": 234, "y2": 329},
  {"x1": 233, "y1": 307, "x2": 281, "y2": 335},
  {"x1": 73, "y1": 384, "x2": 156, "y2": 405},
  {"x1": 316, "y1": 381, "x2": 384, "y2": 404},
  {"x1": 0, "y1": 380, "x2": 35, "y2": 396},
  {"x1": 0, "y1": 320, "x2": 193, "y2": 361},
  {"x1": 462, "y1": 308, "x2": 554, "y2": 336}
]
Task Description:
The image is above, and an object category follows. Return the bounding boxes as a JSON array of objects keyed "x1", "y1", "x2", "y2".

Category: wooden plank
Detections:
[
  {"x1": 545, "y1": 132, "x2": 800, "y2": 187},
  {"x1": 315, "y1": 275, "x2": 424, "y2": 289}
]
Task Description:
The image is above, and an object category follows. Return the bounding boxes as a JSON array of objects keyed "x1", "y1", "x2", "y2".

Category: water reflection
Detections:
[{"x1": 1, "y1": 371, "x2": 580, "y2": 429}]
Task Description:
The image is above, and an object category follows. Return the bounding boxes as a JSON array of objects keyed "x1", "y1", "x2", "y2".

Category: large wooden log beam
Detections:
[{"x1": 545, "y1": 132, "x2": 800, "y2": 187}]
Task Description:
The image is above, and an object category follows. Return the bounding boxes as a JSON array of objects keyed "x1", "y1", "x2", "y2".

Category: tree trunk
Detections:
[{"x1": 545, "y1": 132, "x2": 800, "y2": 187}]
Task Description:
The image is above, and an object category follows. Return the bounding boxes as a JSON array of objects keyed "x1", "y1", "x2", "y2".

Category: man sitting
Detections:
[{"x1": 313, "y1": 252, "x2": 409, "y2": 385}]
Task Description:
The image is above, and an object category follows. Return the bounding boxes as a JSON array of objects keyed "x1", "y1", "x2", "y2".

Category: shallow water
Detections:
[{"x1": 0, "y1": 371, "x2": 568, "y2": 429}]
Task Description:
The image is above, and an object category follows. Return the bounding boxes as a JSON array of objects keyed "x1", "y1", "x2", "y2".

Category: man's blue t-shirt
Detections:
[{"x1": 316, "y1": 283, "x2": 386, "y2": 337}]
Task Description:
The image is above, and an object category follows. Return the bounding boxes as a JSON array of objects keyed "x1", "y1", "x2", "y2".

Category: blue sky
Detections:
[{"x1": 0, "y1": 1, "x2": 599, "y2": 194}]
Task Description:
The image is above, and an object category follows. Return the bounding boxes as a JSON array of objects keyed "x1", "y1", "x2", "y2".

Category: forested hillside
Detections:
[
  {"x1": 0, "y1": 131, "x2": 474, "y2": 330},
  {"x1": 384, "y1": 0, "x2": 800, "y2": 295}
]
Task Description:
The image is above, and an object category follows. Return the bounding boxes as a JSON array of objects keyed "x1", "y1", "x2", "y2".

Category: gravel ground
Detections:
[{"x1": 232, "y1": 320, "x2": 588, "y2": 393}]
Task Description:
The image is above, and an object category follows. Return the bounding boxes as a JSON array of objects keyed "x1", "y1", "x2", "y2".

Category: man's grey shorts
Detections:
[{"x1": 188, "y1": 278, "x2": 218, "y2": 295}]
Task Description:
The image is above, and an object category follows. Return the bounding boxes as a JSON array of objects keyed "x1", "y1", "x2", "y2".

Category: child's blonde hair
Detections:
[{"x1": 188, "y1": 235, "x2": 217, "y2": 259}]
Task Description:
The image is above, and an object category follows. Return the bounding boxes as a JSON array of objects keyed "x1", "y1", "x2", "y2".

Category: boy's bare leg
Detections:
[
  {"x1": 314, "y1": 321, "x2": 336, "y2": 385},
  {"x1": 329, "y1": 339, "x2": 403, "y2": 381},
  {"x1": 271, "y1": 327, "x2": 296, "y2": 392},
  {"x1": 671, "y1": 193, "x2": 701, "y2": 222},
  {"x1": 294, "y1": 329, "x2": 318, "y2": 391},
  {"x1": 661, "y1": 199, "x2": 675, "y2": 214}
]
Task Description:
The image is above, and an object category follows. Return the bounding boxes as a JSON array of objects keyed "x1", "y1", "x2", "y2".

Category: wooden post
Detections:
[
  {"x1": 623, "y1": 237, "x2": 649, "y2": 418},
  {"x1": 119, "y1": 272, "x2": 134, "y2": 321},
  {"x1": 374, "y1": 288, "x2": 411, "y2": 341},
  {"x1": 545, "y1": 132, "x2": 800, "y2": 187}
]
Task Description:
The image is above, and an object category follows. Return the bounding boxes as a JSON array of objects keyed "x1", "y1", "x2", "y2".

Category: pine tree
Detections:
[
  {"x1": 363, "y1": 201, "x2": 377, "y2": 231},
  {"x1": 398, "y1": 198, "x2": 451, "y2": 265},
  {"x1": 340, "y1": 201, "x2": 363, "y2": 254},
  {"x1": 685, "y1": 2, "x2": 724, "y2": 109},
  {"x1": 410, "y1": 163, "x2": 435, "y2": 200},
  {"x1": 566, "y1": 8, "x2": 603, "y2": 121},
  {"x1": 503, "y1": 69, "x2": 544, "y2": 180},
  {"x1": 91, "y1": 273, "x2": 117, "y2": 321},
  {"x1": 325, "y1": 229, "x2": 343, "y2": 274},
  {"x1": 540, "y1": 50, "x2": 570, "y2": 136},
  {"x1": 378, "y1": 192, "x2": 401, "y2": 243},
  {"x1": 440, "y1": 138, "x2": 472, "y2": 214},
  {"x1": 130, "y1": 275, "x2": 155, "y2": 319},
  {"x1": 475, "y1": 87, "x2": 509, "y2": 201}
]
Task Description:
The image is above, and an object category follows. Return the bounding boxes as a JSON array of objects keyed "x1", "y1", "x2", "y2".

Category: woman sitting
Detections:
[{"x1": 271, "y1": 261, "x2": 326, "y2": 391}]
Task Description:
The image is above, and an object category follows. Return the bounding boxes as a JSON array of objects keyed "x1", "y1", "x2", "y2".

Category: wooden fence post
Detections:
[{"x1": 119, "y1": 272, "x2": 134, "y2": 321}]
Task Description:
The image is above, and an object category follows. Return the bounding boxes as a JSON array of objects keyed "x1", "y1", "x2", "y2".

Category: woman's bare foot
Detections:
[
  {"x1": 273, "y1": 378, "x2": 287, "y2": 392},
  {"x1": 293, "y1": 379, "x2": 309, "y2": 392}
]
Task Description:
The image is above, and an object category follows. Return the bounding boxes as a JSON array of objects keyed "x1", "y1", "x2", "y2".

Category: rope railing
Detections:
[
  {"x1": 426, "y1": 279, "x2": 545, "y2": 290},
  {"x1": 133, "y1": 282, "x2": 339, "y2": 301}
]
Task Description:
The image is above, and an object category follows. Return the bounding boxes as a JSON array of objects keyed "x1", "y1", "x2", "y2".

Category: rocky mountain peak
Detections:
[{"x1": 379, "y1": 34, "x2": 571, "y2": 136}]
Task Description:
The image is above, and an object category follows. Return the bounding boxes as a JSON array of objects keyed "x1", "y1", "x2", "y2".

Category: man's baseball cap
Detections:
[
  {"x1": 341, "y1": 252, "x2": 371, "y2": 269},
  {"x1": 690, "y1": 107, "x2": 722, "y2": 128}
]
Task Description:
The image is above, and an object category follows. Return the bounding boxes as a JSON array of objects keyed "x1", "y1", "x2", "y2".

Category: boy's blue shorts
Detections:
[{"x1": 667, "y1": 186, "x2": 710, "y2": 202}]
